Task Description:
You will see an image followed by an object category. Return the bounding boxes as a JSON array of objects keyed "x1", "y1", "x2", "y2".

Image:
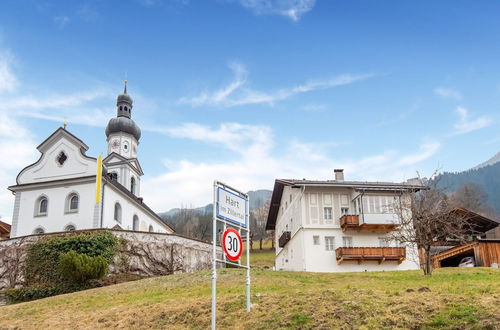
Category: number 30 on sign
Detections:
[{"x1": 222, "y1": 228, "x2": 243, "y2": 261}]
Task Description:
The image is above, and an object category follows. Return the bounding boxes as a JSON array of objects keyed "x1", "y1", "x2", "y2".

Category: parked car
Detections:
[{"x1": 458, "y1": 256, "x2": 475, "y2": 267}]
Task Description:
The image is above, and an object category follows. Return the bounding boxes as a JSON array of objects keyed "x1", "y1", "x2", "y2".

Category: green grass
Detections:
[{"x1": 0, "y1": 268, "x2": 499, "y2": 329}]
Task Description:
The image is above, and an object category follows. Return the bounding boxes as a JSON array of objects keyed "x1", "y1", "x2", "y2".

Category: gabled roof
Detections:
[
  {"x1": 450, "y1": 208, "x2": 499, "y2": 234},
  {"x1": 37, "y1": 127, "x2": 89, "y2": 153},
  {"x1": 104, "y1": 152, "x2": 144, "y2": 176},
  {"x1": 265, "y1": 178, "x2": 426, "y2": 230},
  {"x1": 0, "y1": 220, "x2": 11, "y2": 237}
]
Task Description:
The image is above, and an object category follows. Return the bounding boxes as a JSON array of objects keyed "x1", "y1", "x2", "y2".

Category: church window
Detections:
[
  {"x1": 66, "y1": 193, "x2": 79, "y2": 213},
  {"x1": 57, "y1": 151, "x2": 67, "y2": 166},
  {"x1": 36, "y1": 196, "x2": 48, "y2": 216},
  {"x1": 114, "y1": 203, "x2": 122, "y2": 223},
  {"x1": 131, "y1": 177, "x2": 136, "y2": 194},
  {"x1": 33, "y1": 227, "x2": 45, "y2": 235},
  {"x1": 149, "y1": 225, "x2": 154, "y2": 232},
  {"x1": 64, "y1": 224, "x2": 76, "y2": 231},
  {"x1": 133, "y1": 215, "x2": 139, "y2": 231},
  {"x1": 110, "y1": 172, "x2": 118, "y2": 181},
  {"x1": 120, "y1": 106, "x2": 123, "y2": 111}
]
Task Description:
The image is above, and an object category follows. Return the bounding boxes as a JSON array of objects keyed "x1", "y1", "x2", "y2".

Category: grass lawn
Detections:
[
  {"x1": 0, "y1": 267, "x2": 499, "y2": 329},
  {"x1": 248, "y1": 239, "x2": 275, "y2": 269}
]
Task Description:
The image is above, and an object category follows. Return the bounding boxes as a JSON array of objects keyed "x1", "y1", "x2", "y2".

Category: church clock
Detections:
[{"x1": 111, "y1": 139, "x2": 120, "y2": 150}]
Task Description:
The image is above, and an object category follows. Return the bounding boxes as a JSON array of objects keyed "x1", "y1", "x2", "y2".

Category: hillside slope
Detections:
[
  {"x1": 0, "y1": 268, "x2": 498, "y2": 329},
  {"x1": 437, "y1": 161, "x2": 500, "y2": 213}
]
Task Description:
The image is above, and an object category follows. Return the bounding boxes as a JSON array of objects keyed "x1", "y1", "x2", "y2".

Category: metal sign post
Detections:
[{"x1": 212, "y1": 180, "x2": 250, "y2": 330}]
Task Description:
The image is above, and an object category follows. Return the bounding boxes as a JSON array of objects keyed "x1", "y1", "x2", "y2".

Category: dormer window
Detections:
[{"x1": 57, "y1": 151, "x2": 67, "y2": 166}]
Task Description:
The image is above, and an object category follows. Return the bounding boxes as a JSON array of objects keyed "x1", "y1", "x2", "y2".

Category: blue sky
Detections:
[{"x1": 1, "y1": 0, "x2": 499, "y2": 219}]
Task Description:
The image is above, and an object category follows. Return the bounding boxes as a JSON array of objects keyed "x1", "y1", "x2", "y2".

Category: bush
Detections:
[
  {"x1": 5, "y1": 285, "x2": 69, "y2": 304},
  {"x1": 25, "y1": 231, "x2": 118, "y2": 286},
  {"x1": 60, "y1": 250, "x2": 108, "y2": 284}
]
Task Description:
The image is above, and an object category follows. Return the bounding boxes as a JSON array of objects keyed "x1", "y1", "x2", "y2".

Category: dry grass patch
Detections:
[{"x1": 0, "y1": 268, "x2": 499, "y2": 329}]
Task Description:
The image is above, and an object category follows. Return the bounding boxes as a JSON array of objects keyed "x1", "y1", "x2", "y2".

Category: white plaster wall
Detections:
[
  {"x1": 17, "y1": 135, "x2": 96, "y2": 185},
  {"x1": 102, "y1": 184, "x2": 171, "y2": 233},
  {"x1": 13, "y1": 181, "x2": 95, "y2": 237}
]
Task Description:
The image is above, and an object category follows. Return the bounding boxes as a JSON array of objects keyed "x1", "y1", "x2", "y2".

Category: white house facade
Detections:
[
  {"x1": 8, "y1": 84, "x2": 173, "y2": 237},
  {"x1": 266, "y1": 170, "x2": 424, "y2": 272}
]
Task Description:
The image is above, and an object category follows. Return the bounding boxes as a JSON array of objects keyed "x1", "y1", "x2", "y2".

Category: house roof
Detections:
[
  {"x1": 0, "y1": 220, "x2": 11, "y2": 237},
  {"x1": 104, "y1": 176, "x2": 174, "y2": 233},
  {"x1": 265, "y1": 178, "x2": 426, "y2": 230},
  {"x1": 450, "y1": 208, "x2": 499, "y2": 234}
]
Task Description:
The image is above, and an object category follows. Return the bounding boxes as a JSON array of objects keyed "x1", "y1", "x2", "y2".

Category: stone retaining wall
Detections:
[{"x1": 0, "y1": 229, "x2": 221, "y2": 290}]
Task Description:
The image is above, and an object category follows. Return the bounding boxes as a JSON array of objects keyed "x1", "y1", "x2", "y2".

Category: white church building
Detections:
[
  {"x1": 266, "y1": 170, "x2": 424, "y2": 272},
  {"x1": 8, "y1": 83, "x2": 174, "y2": 237}
]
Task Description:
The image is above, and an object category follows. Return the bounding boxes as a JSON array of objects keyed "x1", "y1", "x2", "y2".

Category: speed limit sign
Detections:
[{"x1": 222, "y1": 228, "x2": 243, "y2": 261}]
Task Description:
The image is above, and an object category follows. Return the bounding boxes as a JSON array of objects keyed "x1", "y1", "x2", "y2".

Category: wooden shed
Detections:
[{"x1": 431, "y1": 239, "x2": 500, "y2": 268}]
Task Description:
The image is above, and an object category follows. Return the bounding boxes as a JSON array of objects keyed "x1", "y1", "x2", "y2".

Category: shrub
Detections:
[
  {"x1": 5, "y1": 285, "x2": 69, "y2": 304},
  {"x1": 25, "y1": 231, "x2": 117, "y2": 286},
  {"x1": 59, "y1": 250, "x2": 108, "y2": 284}
]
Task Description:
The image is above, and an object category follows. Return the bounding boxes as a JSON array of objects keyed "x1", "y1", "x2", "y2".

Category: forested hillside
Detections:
[{"x1": 436, "y1": 161, "x2": 500, "y2": 213}]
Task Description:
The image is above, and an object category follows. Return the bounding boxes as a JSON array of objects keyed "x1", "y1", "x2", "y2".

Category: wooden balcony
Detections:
[
  {"x1": 336, "y1": 247, "x2": 406, "y2": 264},
  {"x1": 339, "y1": 214, "x2": 398, "y2": 232},
  {"x1": 278, "y1": 231, "x2": 291, "y2": 248}
]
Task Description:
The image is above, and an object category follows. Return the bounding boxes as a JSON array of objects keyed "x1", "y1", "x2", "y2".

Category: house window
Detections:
[
  {"x1": 149, "y1": 225, "x2": 154, "y2": 232},
  {"x1": 33, "y1": 227, "x2": 45, "y2": 235},
  {"x1": 64, "y1": 224, "x2": 76, "y2": 231},
  {"x1": 56, "y1": 151, "x2": 67, "y2": 166},
  {"x1": 131, "y1": 177, "x2": 136, "y2": 194},
  {"x1": 66, "y1": 193, "x2": 79, "y2": 213},
  {"x1": 114, "y1": 203, "x2": 122, "y2": 223},
  {"x1": 133, "y1": 215, "x2": 139, "y2": 231},
  {"x1": 341, "y1": 207, "x2": 349, "y2": 215},
  {"x1": 324, "y1": 207, "x2": 333, "y2": 220},
  {"x1": 325, "y1": 236, "x2": 335, "y2": 251},
  {"x1": 313, "y1": 235, "x2": 320, "y2": 245},
  {"x1": 342, "y1": 237, "x2": 353, "y2": 248},
  {"x1": 379, "y1": 237, "x2": 389, "y2": 247},
  {"x1": 36, "y1": 196, "x2": 48, "y2": 216}
]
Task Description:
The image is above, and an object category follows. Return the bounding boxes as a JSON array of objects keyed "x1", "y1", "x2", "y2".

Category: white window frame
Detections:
[
  {"x1": 323, "y1": 207, "x2": 333, "y2": 220},
  {"x1": 313, "y1": 235, "x2": 320, "y2": 245},
  {"x1": 325, "y1": 236, "x2": 335, "y2": 251},
  {"x1": 342, "y1": 236, "x2": 353, "y2": 248}
]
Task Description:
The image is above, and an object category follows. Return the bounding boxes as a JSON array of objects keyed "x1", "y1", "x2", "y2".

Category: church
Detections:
[{"x1": 7, "y1": 83, "x2": 174, "y2": 237}]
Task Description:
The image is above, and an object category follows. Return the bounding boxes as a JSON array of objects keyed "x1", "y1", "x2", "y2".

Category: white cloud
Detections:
[
  {"x1": 396, "y1": 142, "x2": 440, "y2": 167},
  {"x1": 452, "y1": 107, "x2": 492, "y2": 135},
  {"x1": 237, "y1": 0, "x2": 316, "y2": 21},
  {"x1": 142, "y1": 122, "x2": 440, "y2": 211},
  {"x1": 434, "y1": 87, "x2": 462, "y2": 100},
  {"x1": 0, "y1": 52, "x2": 17, "y2": 93},
  {"x1": 54, "y1": 16, "x2": 70, "y2": 28},
  {"x1": 179, "y1": 62, "x2": 374, "y2": 107}
]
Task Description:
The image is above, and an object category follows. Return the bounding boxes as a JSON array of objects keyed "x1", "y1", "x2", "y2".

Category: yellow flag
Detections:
[{"x1": 95, "y1": 155, "x2": 102, "y2": 204}]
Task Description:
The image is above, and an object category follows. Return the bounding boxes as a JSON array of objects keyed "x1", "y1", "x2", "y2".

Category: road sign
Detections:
[
  {"x1": 222, "y1": 228, "x2": 243, "y2": 261},
  {"x1": 212, "y1": 181, "x2": 251, "y2": 330},
  {"x1": 216, "y1": 186, "x2": 248, "y2": 227}
]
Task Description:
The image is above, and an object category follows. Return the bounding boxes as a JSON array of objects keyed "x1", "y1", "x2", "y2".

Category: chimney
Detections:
[{"x1": 334, "y1": 169, "x2": 344, "y2": 181}]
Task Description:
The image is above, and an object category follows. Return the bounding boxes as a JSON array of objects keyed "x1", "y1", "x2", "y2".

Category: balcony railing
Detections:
[
  {"x1": 335, "y1": 247, "x2": 406, "y2": 264},
  {"x1": 339, "y1": 214, "x2": 398, "y2": 232},
  {"x1": 278, "y1": 231, "x2": 291, "y2": 248}
]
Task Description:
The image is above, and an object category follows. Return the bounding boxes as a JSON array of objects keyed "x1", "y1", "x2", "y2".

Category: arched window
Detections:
[
  {"x1": 64, "y1": 224, "x2": 76, "y2": 231},
  {"x1": 114, "y1": 203, "x2": 122, "y2": 223},
  {"x1": 148, "y1": 225, "x2": 154, "y2": 232},
  {"x1": 120, "y1": 106, "x2": 123, "y2": 111},
  {"x1": 130, "y1": 177, "x2": 136, "y2": 195},
  {"x1": 66, "y1": 193, "x2": 79, "y2": 213},
  {"x1": 124, "y1": 106, "x2": 128, "y2": 112},
  {"x1": 133, "y1": 215, "x2": 139, "y2": 231},
  {"x1": 36, "y1": 196, "x2": 48, "y2": 216},
  {"x1": 33, "y1": 227, "x2": 45, "y2": 235}
]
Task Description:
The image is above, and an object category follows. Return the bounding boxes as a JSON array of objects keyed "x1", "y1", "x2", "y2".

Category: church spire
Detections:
[{"x1": 124, "y1": 79, "x2": 127, "y2": 94}]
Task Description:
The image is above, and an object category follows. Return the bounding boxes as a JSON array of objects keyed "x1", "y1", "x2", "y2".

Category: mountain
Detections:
[
  {"x1": 436, "y1": 161, "x2": 500, "y2": 213},
  {"x1": 471, "y1": 151, "x2": 500, "y2": 170},
  {"x1": 158, "y1": 189, "x2": 273, "y2": 240}
]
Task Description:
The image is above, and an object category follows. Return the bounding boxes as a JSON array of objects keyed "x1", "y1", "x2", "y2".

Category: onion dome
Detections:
[{"x1": 105, "y1": 81, "x2": 141, "y2": 141}]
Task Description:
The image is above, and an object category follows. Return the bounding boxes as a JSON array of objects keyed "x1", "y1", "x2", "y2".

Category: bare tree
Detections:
[
  {"x1": 250, "y1": 199, "x2": 270, "y2": 250},
  {"x1": 450, "y1": 182, "x2": 496, "y2": 217},
  {"x1": 391, "y1": 174, "x2": 475, "y2": 275}
]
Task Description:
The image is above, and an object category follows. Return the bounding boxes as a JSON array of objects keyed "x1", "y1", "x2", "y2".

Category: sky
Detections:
[{"x1": 0, "y1": 0, "x2": 500, "y2": 221}]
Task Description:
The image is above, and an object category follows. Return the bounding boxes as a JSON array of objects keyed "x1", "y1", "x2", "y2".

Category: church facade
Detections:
[{"x1": 8, "y1": 84, "x2": 173, "y2": 237}]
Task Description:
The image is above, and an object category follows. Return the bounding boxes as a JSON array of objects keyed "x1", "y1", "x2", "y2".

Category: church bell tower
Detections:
[{"x1": 104, "y1": 81, "x2": 143, "y2": 195}]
